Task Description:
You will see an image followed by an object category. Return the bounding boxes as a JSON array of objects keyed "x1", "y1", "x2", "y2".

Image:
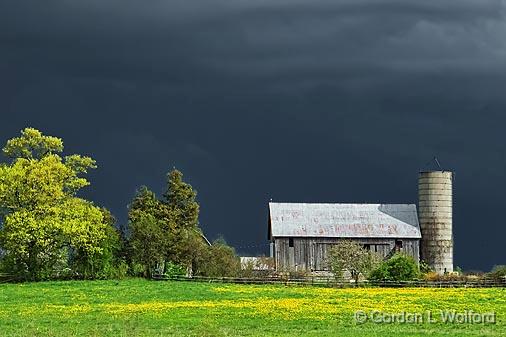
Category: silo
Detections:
[{"x1": 418, "y1": 171, "x2": 453, "y2": 274}]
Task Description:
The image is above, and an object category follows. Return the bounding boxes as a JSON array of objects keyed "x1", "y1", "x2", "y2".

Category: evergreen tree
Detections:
[
  {"x1": 126, "y1": 169, "x2": 239, "y2": 278},
  {"x1": 164, "y1": 169, "x2": 199, "y2": 230},
  {"x1": 127, "y1": 186, "x2": 168, "y2": 277},
  {"x1": 163, "y1": 169, "x2": 203, "y2": 269}
]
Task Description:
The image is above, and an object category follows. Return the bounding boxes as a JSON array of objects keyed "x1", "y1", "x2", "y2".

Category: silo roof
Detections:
[{"x1": 269, "y1": 203, "x2": 421, "y2": 239}]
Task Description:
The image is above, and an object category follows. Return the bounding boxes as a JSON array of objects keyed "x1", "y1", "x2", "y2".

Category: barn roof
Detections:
[{"x1": 269, "y1": 203, "x2": 421, "y2": 239}]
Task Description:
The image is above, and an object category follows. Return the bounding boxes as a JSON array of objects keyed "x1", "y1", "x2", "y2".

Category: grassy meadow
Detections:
[{"x1": 0, "y1": 279, "x2": 504, "y2": 336}]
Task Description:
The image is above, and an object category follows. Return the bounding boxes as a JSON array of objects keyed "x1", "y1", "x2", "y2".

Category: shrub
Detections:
[
  {"x1": 164, "y1": 261, "x2": 186, "y2": 278},
  {"x1": 195, "y1": 240, "x2": 241, "y2": 277},
  {"x1": 423, "y1": 271, "x2": 441, "y2": 282},
  {"x1": 109, "y1": 260, "x2": 129, "y2": 279},
  {"x1": 130, "y1": 262, "x2": 147, "y2": 277},
  {"x1": 419, "y1": 260, "x2": 432, "y2": 274},
  {"x1": 489, "y1": 265, "x2": 506, "y2": 281},
  {"x1": 370, "y1": 254, "x2": 420, "y2": 282}
]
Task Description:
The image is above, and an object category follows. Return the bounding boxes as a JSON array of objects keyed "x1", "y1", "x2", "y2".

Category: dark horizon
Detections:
[{"x1": 2, "y1": 0, "x2": 505, "y2": 271}]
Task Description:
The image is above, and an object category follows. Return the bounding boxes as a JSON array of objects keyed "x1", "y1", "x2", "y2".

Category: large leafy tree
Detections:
[
  {"x1": 70, "y1": 207, "x2": 124, "y2": 279},
  {"x1": 0, "y1": 128, "x2": 109, "y2": 280}
]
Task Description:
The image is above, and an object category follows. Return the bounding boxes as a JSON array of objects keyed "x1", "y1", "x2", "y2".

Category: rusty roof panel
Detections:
[{"x1": 269, "y1": 203, "x2": 421, "y2": 239}]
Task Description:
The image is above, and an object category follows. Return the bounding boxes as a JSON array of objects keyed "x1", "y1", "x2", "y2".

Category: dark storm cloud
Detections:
[{"x1": 1, "y1": 0, "x2": 505, "y2": 270}]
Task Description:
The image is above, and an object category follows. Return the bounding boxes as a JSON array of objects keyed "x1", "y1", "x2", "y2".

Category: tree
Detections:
[
  {"x1": 70, "y1": 207, "x2": 125, "y2": 279},
  {"x1": 2, "y1": 127, "x2": 63, "y2": 160},
  {"x1": 129, "y1": 213, "x2": 168, "y2": 278},
  {"x1": 126, "y1": 169, "x2": 222, "y2": 278},
  {"x1": 369, "y1": 253, "x2": 420, "y2": 282},
  {"x1": 163, "y1": 169, "x2": 203, "y2": 268},
  {"x1": 128, "y1": 186, "x2": 163, "y2": 226},
  {"x1": 164, "y1": 169, "x2": 199, "y2": 231},
  {"x1": 0, "y1": 128, "x2": 110, "y2": 280},
  {"x1": 127, "y1": 186, "x2": 169, "y2": 277},
  {"x1": 328, "y1": 240, "x2": 380, "y2": 284}
]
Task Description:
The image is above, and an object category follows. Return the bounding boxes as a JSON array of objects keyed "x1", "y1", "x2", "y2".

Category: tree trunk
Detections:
[{"x1": 27, "y1": 242, "x2": 38, "y2": 281}]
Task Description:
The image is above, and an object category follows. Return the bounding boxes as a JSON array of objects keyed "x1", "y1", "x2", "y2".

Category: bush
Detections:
[
  {"x1": 130, "y1": 262, "x2": 147, "y2": 277},
  {"x1": 109, "y1": 260, "x2": 129, "y2": 279},
  {"x1": 369, "y1": 254, "x2": 420, "y2": 282},
  {"x1": 423, "y1": 271, "x2": 441, "y2": 282},
  {"x1": 164, "y1": 261, "x2": 186, "y2": 277},
  {"x1": 419, "y1": 260, "x2": 432, "y2": 274},
  {"x1": 195, "y1": 240, "x2": 241, "y2": 277},
  {"x1": 489, "y1": 265, "x2": 506, "y2": 280}
]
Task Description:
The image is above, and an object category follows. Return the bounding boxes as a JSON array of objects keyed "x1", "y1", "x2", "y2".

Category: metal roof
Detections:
[{"x1": 269, "y1": 203, "x2": 421, "y2": 239}]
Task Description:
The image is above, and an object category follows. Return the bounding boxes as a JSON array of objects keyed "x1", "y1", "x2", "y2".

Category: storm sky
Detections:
[{"x1": 1, "y1": 0, "x2": 505, "y2": 270}]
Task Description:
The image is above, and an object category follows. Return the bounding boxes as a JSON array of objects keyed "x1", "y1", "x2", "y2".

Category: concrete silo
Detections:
[{"x1": 418, "y1": 171, "x2": 453, "y2": 274}]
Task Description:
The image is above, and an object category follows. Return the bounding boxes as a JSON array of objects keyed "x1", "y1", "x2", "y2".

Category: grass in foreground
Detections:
[{"x1": 0, "y1": 278, "x2": 505, "y2": 336}]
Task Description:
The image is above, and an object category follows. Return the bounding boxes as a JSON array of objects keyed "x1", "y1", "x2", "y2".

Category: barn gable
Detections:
[{"x1": 269, "y1": 203, "x2": 421, "y2": 239}]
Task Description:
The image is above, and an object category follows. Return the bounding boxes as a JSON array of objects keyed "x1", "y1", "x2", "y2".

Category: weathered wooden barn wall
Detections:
[{"x1": 274, "y1": 237, "x2": 420, "y2": 271}]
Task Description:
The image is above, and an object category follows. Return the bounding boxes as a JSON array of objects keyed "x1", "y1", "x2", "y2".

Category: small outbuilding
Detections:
[{"x1": 268, "y1": 202, "x2": 421, "y2": 272}]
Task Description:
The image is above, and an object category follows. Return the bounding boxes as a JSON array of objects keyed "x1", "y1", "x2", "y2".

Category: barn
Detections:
[{"x1": 268, "y1": 202, "x2": 421, "y2": 272}]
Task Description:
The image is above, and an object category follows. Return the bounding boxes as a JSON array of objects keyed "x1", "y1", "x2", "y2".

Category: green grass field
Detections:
[{"x1": 0, "y1": 279, "x2": 504, "y2": 337}]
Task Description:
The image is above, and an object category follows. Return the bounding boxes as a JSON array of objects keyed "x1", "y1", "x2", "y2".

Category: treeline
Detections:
[
  {"x1": 0, "y1": 128, "x2": 239, "y2": 281},
  {"x1": 125, "y1": 171, "x2": 240, "y2": 279}
]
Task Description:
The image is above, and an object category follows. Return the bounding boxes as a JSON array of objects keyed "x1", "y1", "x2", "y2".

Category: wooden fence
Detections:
[
  {"x1": 153, "y1": 274, "x2": 506, "y2": 288},
  {"x1": 0, "y1": 273, "x2": 18, "y2": 283},
  {"x1": 0, "y1": 272, "x2": 503, "y2": 287}
]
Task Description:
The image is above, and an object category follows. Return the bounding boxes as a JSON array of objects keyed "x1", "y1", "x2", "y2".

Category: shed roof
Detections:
[{"x1": 269, "y1": 203, "x2": 421, "y2": 239}]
